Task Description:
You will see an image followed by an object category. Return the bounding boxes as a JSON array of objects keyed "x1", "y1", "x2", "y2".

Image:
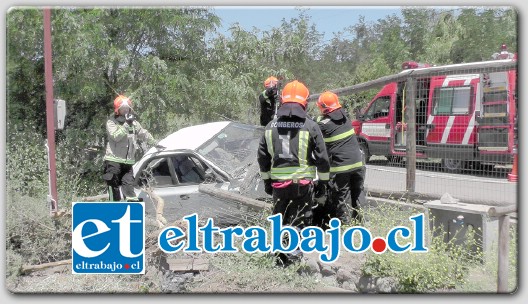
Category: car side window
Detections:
[
  {"x1": 365, "y1": 96, "x2": 391, "y2": 120},
  {"x1": 139, "y1": 157, "x2": 177, "y2": 187},
  {"x1": 171, "y1": 155, "x2": 207, "y2": 184}
]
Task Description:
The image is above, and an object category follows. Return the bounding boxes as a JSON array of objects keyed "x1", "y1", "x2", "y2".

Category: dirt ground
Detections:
[{"x1": 7, "y1": 225, "x2": 369, "y2": 294}]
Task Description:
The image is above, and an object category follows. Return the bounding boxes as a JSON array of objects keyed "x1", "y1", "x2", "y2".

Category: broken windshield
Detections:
[{"x1": 197, "y1": 123, "x2": 263, "y2": 179}]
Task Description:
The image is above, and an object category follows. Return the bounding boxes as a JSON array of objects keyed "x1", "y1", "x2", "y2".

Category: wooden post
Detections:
[
  {"x1": 488, "y1": 204, "x2": 516, "y2": 293},
  {"x1": 497, "y1": 214, "x2": 510, "y2": 293},
  {"x1": 405, "y1": 77, "x2": 416, "y2": 195},
  {"x1": 43, "y1": 8, "x2": 58, "y2": 214}
]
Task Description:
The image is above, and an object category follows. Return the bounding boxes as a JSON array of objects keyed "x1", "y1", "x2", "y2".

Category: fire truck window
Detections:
[
  {"x1": 452, "y1": 87, "x2": 471, "y2": 114},
  {"x1": 433, "y1": 86, "x2": 471, "y2": 115},
  {"x1": 366, "y1": 97, "x2": 391, "y2": 119}
]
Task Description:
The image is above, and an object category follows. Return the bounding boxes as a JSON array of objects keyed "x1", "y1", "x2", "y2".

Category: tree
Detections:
[{"x1": 450, "y1": 8, "x2": 517, "y2": 63}]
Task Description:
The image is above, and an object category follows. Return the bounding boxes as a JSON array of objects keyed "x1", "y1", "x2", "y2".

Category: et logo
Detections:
[{"x1": 72, "y1": 202, "x2": 144, "y2": 274}]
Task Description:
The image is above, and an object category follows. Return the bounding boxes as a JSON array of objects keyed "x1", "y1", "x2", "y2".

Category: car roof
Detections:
[{"x1": 157, "y1": 121, "x2": 231, "y2": 151}]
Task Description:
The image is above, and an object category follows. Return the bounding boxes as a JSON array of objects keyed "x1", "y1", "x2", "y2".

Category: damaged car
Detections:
[{"x1": 133, "y1": 121, "x2": 267, "y2": 226}]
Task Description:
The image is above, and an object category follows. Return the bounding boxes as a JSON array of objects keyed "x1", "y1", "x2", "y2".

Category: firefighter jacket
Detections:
[
  {"x1": 316, "y1": 108, "x2": 364, "y2": 175},
  {"x1": 259, "y1": 89, "x2": 279, "y2": 111},
  {"x1": 258, "y1": 115, "x2": 330, "y2": 182},
  {"x1": 104, "y1": 114, "x2": 157, "y2": 165},
  {"x1": 258, "y1": 89, "x2": 279, "y2": 126}
]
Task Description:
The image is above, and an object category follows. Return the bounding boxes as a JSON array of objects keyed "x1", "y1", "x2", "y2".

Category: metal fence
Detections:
[{"x1": 308, "y1": 59, "x2": 518, "y2": 206}]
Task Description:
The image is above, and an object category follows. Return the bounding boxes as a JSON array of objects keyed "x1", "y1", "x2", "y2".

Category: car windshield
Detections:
[{"x1": 197, "y1": 123, "x2": 263, "y2": 179}]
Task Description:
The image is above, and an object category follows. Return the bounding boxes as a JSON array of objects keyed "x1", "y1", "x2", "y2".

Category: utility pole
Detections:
[{"x1": 44, "y1": 8, "x2": 58, "y2": 214}]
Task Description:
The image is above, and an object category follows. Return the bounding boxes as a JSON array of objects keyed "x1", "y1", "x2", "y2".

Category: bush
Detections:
[
  {"x1": 5, "y1": 186, "x2": 72, "y2": 278},
  {"x1": 360, "y1": 201, "x2": 484, "y2": 293},
  {"x1": 6, "y1": 123, "x2": 49, "y2": 198}
]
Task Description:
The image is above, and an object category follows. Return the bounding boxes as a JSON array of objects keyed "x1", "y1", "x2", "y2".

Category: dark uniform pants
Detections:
[
  {"x1": 272, "y1": 183, "x2": 314, "y2": 230},
  {"x1": 313, "y1": 167, "x2": 366, "y2": 227},
  {"x1": 260, "y1": 108, "x2": 274, "y2": 126},
  {"x1": 330, "y1": 167, "x2": 366, "y2": 223},
  {"x1": 272, "y1": 182, "x2": 313, "y2": 265},
  {"x1": 102, "y1": 160, "x2": 136, "y2": 201}
]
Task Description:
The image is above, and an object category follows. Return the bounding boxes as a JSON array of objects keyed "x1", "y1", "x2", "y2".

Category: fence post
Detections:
[
  {"x1": 497, "y1": 214, "x2": 510, "y2": 292},
  {"x1": 488, "y1": 205, "x2": 516, "y2": 293},
  {"x1": 405, "y1": 77, "x2": 417, "y2": 195}
]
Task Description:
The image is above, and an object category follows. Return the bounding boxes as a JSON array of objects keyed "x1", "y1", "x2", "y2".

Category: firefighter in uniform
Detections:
[
  {"x1": 313, "y1": 91, "x2": 366, "y2": 227},
  {"x1": 103, "y1": 95, "x2": 164, "y2": 201},
  {"x1": 258, "y1": 76, "x2": 280, "y2": 126},
  {"x1": 257, "y1": 80, "x2": 330, "y2": 265}
]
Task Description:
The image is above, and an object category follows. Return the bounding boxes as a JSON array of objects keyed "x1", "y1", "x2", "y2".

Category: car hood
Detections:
[{"x1": 149, "y1": 121, "x2": 231, "y2": 152}]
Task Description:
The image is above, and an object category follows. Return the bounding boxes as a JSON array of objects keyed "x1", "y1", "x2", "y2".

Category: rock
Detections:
[
  {"x1": 320, "y1": 264, "x2": 336, "y2": 277},
  {"x1": 341, "y1": 281, "x2": 358, "y2": 292},
  {"x1": 357, "y1": 275, "x2": 377, "y2": 293},
  {"x1": 313, "y1": 272, "x2": 323, "y2": 282},
  {"x1": 297, "y1": 257, "x2": 320, "y2": 275},
  {"x1": 376, "y1": 277, "x2": 398, "y2": 293},
  {"x1": 336, "y1": 268, "x2": 355, "y2": 283},
  {"x1": 440, "y1": 193, "x2": 459, "y2": 204},
  {"x1": 159, "y1": 271, "x2": 195, "y2": 293}
]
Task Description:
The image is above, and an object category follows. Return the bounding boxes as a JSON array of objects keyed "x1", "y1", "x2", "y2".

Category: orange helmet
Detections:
[
  {"x1": 264, "y1": 76, "x2": 278, "y2": 88},
  {"x1": 113, "y1": 95, "x2": 133, "y2": 115},
  {"x1": 281, "y1": 80, "x2": 309, "y2": 108},
  {"x1": 317, "y1": 91, "x2": 342, "y2": 114}
]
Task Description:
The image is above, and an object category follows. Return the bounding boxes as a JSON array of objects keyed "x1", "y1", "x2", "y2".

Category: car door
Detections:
[
  {"x1": 359, "y1": 85, "x2": 394, "y2": 157},
  {"x1": 134, "y1": 152, "x2": 244, "y2": 226}
]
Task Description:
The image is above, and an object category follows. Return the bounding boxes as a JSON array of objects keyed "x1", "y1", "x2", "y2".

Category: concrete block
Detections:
[{"x1": 423, "y1": 200, "x2": 499, "y2": 259}]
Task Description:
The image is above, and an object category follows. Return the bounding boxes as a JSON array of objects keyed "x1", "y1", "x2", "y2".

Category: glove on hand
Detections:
[
  {"x1": 125, "y1": 113, "x2": 135, "y2": 124},
  {"x1": 314, "y1": 180, "x2": 327, "y2": 198},
  {"x1": 314, "y1": 180, "x2": 328, "y2": 206},
  {"x1": 266, "y1": 87, "x2": 277, "y2": 99},
  {"x1": 264, "y1": 179, "x2": 273, "y2": 196}
]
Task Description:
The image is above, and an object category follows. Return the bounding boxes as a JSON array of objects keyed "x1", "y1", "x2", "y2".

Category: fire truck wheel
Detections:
[
  {"x1": 387, "y1": 155, "x2": 404, "y2": 167},
  {"x1": 442, "y1": 158, "x2": 463, "y2": 173}
]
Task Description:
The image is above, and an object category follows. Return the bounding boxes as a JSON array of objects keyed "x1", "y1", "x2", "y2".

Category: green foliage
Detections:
[
  {"x1": 6, "y1": 122, "x2": 49, "y2": 198},
  {"x1": 188, "y1": 251, "x2": 318, "y2": 293},
  {"x1": 7, "y1": 7, "x2": 517, "y2": 140},
  {"x1": 360, "y1": 202, "x2": 484, "y2": 293},
  {"x1": 363, "y1": 229, "x2": 481, "y2": 293},
  {"x1": 455, "y1": 225, "x2": 518, "y2": 293},
  {"x1": 5, "y1": 185, "x2": 72, "y2": 278},
  {"x1": 186, "y1": 209, "x2": 320, "y2": 293}
]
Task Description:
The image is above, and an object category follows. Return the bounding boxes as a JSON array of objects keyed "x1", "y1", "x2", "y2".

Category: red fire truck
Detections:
[{"x1": 353, "y1": 52, "x2": 517, "y2": 173}]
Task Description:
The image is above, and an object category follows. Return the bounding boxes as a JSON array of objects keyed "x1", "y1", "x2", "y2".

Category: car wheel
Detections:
[
  {"x1": 359, "y1": 142, "x2": 370, "y2": 164},
  {"x1": 442, "y1": 158, "x2": 463, "y2": 173}
]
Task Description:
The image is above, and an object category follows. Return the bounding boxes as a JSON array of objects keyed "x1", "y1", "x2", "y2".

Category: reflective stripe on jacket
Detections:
[
  {"x1": 258, "y1": 116, "x2": 330, "y2": 182},
  {"x1": 104, "y1": 115, "x2": 156, "y2": 164},
  {"x1": 316, "y1": 108, "x2": 364, "y2": 175}
]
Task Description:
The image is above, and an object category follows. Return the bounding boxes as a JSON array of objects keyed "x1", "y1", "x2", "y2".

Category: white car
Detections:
[{"x1": 133, "y1": 121, "x2": 266, "y2": 226}]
